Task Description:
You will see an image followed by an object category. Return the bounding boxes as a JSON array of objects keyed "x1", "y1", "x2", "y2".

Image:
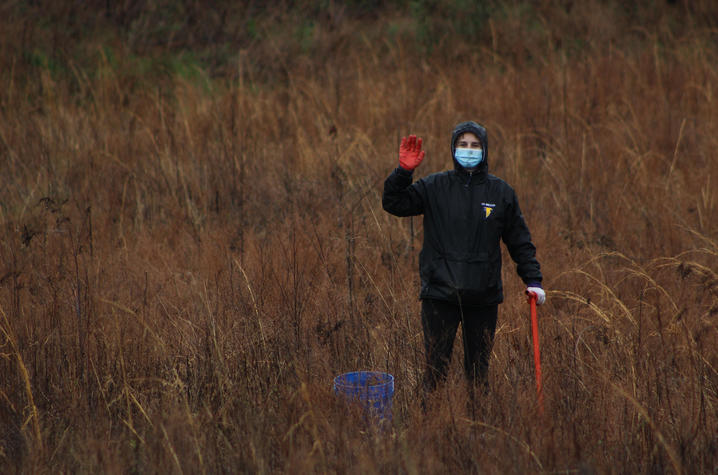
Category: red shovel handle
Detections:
[{"x1": 528, "y1": 293, "x2": 544, "y2": 415}]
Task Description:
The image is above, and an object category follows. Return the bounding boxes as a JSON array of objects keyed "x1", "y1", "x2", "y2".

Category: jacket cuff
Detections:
[
  {"x1": 526, "y1": 282, "x2": 542, "y2": 288},
  {"x1": 395, "y1": 166, "x2": 414, "y2": 177}
]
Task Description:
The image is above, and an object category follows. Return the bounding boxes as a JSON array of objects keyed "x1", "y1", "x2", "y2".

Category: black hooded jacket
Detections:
[{"x1": 382, "y1": 121, "x2": 542, "y2": 306}]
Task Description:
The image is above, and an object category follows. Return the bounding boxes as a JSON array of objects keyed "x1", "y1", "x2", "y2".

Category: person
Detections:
[{"x1": 382, "y1": 121, "x2": 545, "y2": 394}]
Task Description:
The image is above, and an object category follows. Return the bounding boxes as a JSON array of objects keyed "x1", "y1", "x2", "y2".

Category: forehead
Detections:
[{"x1": 456, "y1": 132, "x2": 480, "y2": 143}]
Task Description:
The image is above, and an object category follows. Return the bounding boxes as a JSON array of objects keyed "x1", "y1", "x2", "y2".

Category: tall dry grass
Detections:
[{"x1": 1, "y1": 1, "x2": 717, "y2": 473}]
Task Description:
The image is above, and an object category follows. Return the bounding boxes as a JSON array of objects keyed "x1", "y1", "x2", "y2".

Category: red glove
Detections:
[{"x1": 399, "y1": 135, "x2": 425, "y2": 171}]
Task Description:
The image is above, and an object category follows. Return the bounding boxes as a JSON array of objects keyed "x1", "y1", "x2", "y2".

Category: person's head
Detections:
[
  {"x1": 451, "y1": 121, "x2": 488, "y2": 172},
  {"x1": 455, "y1": 132, "x2": 482, "y2": 149}
]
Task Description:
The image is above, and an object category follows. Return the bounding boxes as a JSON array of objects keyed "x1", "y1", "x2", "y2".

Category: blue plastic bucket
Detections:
[{"x1": 333, "y1": 371, "x2": 395, "y2": 423}]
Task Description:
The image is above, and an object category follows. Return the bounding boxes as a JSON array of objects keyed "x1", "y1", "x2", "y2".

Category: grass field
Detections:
[{"x1": 1, "y1": 1, "x2": 717, "y2": 473}]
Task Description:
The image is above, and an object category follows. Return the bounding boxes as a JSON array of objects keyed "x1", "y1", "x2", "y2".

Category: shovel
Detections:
[{"x1": 527, "y1": 292, "x2": 544, "y2": 415}]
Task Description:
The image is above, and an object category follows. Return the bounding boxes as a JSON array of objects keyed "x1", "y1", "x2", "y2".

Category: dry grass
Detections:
[{"x1": 1, "y1": 1, "x2": 717, "y2": 473}]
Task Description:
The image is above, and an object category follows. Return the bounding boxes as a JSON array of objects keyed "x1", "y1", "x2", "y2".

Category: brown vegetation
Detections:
[{"x1": 1, "y1": 1, "x2": 717, "y2": 473}]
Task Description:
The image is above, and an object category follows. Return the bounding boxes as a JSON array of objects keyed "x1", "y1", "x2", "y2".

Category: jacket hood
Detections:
[{"x1": 451, "y1": 121, "x2": 488, "y2": 174}]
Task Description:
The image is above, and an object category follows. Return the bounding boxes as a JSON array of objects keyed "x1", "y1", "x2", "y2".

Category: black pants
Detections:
[{"x1": 421, "y1": 298, "x2": 498, "y2": 392}]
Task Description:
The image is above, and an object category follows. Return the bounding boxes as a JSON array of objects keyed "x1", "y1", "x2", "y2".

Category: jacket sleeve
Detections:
[
  {"x1": 502, "y1": 189, "x2": 542, "y2": 285},
  {"x1": 382, "y1": 167, "x2": 425, "y2": 217}
]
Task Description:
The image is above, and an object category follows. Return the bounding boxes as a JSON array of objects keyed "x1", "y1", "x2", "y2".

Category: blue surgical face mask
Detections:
[{"x1": 455, "y1": 147, "x2": 483, "y2": 169}]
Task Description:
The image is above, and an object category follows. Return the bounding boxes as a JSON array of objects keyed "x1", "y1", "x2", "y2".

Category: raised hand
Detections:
[{"x1": 399, "y1": 135, "x2": 425, "y2": 171}]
